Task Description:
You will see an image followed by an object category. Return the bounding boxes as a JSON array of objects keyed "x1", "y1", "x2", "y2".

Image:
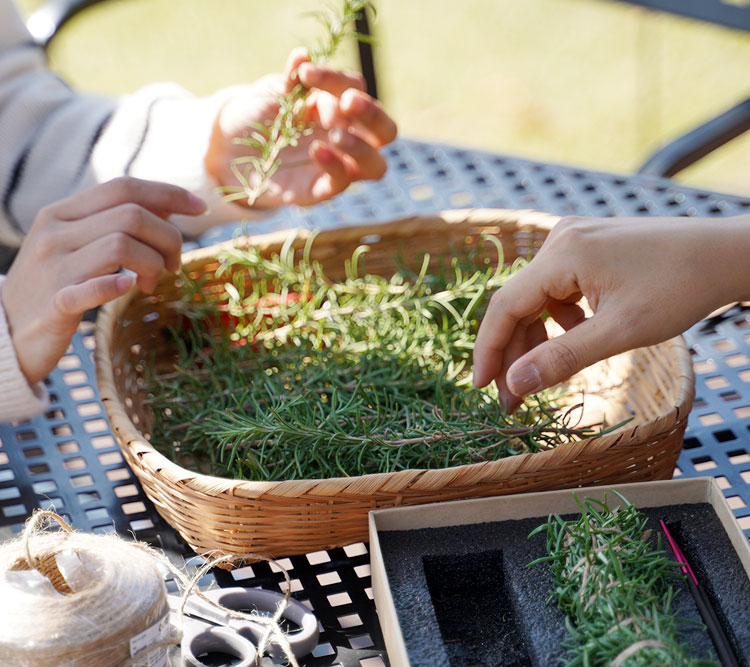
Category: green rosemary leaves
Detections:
[
  {"x1": 529, "y1": 492, "x2": 720, "y2": 666},
  {"x1": 146, "y1": 233, "x2": 617, "y2": 481}
]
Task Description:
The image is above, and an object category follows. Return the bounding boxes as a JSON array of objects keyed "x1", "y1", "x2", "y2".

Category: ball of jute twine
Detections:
[
  {"x1": 0, "y1": 510, "x2": 179, "y2": 667},
  {"x1": 0, "y1": 510, "x2": 303, "y2": 667}
]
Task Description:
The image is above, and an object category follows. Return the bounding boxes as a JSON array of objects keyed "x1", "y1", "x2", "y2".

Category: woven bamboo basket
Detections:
[{"x1": 95, "y1": 208, "x2": 695, "y2": 559}]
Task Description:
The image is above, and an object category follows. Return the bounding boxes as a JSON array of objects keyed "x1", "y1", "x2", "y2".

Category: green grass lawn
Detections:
[{"x1": 18, "y1": 0, "x2": 750, "y2": 195}]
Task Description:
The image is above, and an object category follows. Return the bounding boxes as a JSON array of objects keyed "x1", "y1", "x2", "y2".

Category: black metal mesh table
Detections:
[{"x1": 2, "y1": 137, "x2": 750, "y2": 666}]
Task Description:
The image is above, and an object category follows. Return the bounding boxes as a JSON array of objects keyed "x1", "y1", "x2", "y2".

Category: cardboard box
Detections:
[{"x1": 369, "y1": 478, "x2": 750, "y2": 667}]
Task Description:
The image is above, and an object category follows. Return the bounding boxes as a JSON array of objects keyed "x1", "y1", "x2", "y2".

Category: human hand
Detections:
[
  {"x1": 1, "y1": 177, "x2": 206, "y2": 385},
  {"x1": 205, "y1": 47, "x2": 398, "y2": 207},
  {"x1": 472, "y1": 215, "x2": 750, "y2": 410}
]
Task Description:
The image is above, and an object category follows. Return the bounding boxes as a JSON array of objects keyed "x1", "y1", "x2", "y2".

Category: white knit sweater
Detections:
[
  {"x1": 0, "y1": 275, "x2": 47, "y2": 422},
  {"x1": 0, "y1": 0, "x2": 256, "y2": 245}
]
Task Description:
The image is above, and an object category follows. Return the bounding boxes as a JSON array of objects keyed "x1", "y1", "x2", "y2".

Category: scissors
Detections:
[{"x1": 168, "y1": 586, "x2": 320, "y2": 666}]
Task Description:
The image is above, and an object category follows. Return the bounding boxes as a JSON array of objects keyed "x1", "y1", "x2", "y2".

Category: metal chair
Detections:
[
  {"x1": 613, "y1": 0, "x2": 750, "y2": 178},
  {"x1": 24, "y1": 0, "x2": 379, "y2": 99}
]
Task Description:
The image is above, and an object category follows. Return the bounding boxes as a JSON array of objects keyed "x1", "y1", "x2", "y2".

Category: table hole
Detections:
[
  {"x1": 338, "y1": 613, "x2": 362, "y2": 629},
  {"x1": 738, "y1": 516, "x2": 750, "y2": 531},
  {"x1": 449, "y1": 192, "x2": 473, "y2": 207},
  {"x1": 360, "y1": 658, "x2": 386, "y2": 667},
  {"x1": 306, "y1": 550, "x2": 332, "y2": 565},
  {"x1": 705, "y1": 375, "x2": 730, "y2": 390},
  {"x1": 52, "y1": 424, "x2": 73, "y2": 437},
  {"x1": 740, "y1": 370, "x2": 750, "y2": 382},
  {"x1": 727, "y1": 496, "x2": 746, "y2": 510},
  {"x1": 91, "y1": 435, "x2": 115, "y2": 449},
  {"x1": 0, "y1": 487, "x2": 21, "y2": 500},
  {"x1": 70, "y1": 386, "x2": 95, "y2": 401},
  {"x1": 715, "y1": 475, "x2": 731, "y2": 489},
  {"x1": 93, "y1": 524, "x2": 116, "y2": 534},
  {"x1": 106, "y1": 468, "x2": 130, "y2": 482},
  {"x1": 2, "y1": 503, "x2": 27, "y2": 518},
  {"x1": 45, "y1": 408, "x2": 65, "y2": 420},
  {"x1": 327, "y1": 592, "x2": 352, "y2": 607},
  {"x1": 77, "y1": 491, "x2": 101, "y2": 504},
  {"x1": 114, "y1": 484, "x2": 138, "y2": 498},
  {"x1": 312, "y1": 643, "x2": 335, "y2": 658},
  {"x1": 63, "y1": 371, "x2": 88, "y2": 386},
  {"x1": 698, "y1": 413, "x2": 723, "y2": 426},
  {"x1": 692, "y1": 456, "x2": 717, "y2": 472},
  {"x1": 409, "y1": 185, "x2": 434, "y2": 201},
  {"x1": 39, "y1": 497, "x2": 63, "y2": 510},
  {"x1": 0, "y1": 470, "x2": 15, "y2": 482},
  {"x1": 70, "y1": 474, "x2": 94, "y2": 487},
  {"x1": 0, "y1": 452, "x2": 6, "y2": 465},
  {"x1": 57, "y1": 354, "x2": 81, "y2": 370},
  {"x1": 85, "y1": 507, "x2": 110, "y2": 521},
  {"x1": 714, "y1": 429, "x2": 736, "y2": 443},
  {"x1": 77, "y1": 403, "x2": 101, "y2": 417},
  {"x1": 694, "y1": 360, "x2": 717, "y2": 374},
  {"x1": 682, "y1": 437, "x2": 701, "y2": 450},
  {"x1": 316, "y1": 571, "x2": 342, "y2": 586},
  {"x1": 230, "y1": 565, "x2": 255, "y2": 581},
  {"x1": 728, "y1": 451, "x2": 750, "y2": 464},
  {"x1": 673, "y1": 467, "x2": 682, "y2": 477},
  {"x1": 726, "y1": 353, "x2": 750, "y2": 368},
  {"x1": 721, "y1": 391, "x2": 742, "y2": 402},
  {"x1": 98, "y1": 452, "x2": 123, "y2": 466},
  {"x1": 269, "y1": 558, "x2": 293, "y2": 573},
  {"x1": 28, "y1": 463, "x2": 50, "y2": 475},
  {"x1": 122, "y1": 501, "x2": 147, "y2": 514},
  {"x1": 279, "y1": 578, "x2": 303, "y2": 593},
  {"x1": 129, "y1": 518, "x2": 154, "y2": 532},
  {"x1": 349, "y1": 634, "x2": 374, "y2": 649},
  {"x1": 17, "y1": 430, "x2": 37, "y2": 443},
  {"x1": 84, "y1": 419, "x2": 109, "y2": 434},
  {"x1": 22, "y1": 447, "x2": 43, "y2": 459},
  {"x1": 63, "y1": 457, "x2": 86, "y2": 470},
  {"x1": 365, "y1": 587, "x2": 374, "y2": 600},
  {"x1": 344, "y1": 543, "x2": 367, "y2": 557},
  {"x1": 741, "y1": 470, "x2": 750, "y2": 484},
  {"x1": 354, "y1": 564, "x2": 371, "y2": 578},
  {"x1": 32, "y1": 480, "x2": 57, "y2": 495},
  {"x1": 733, "y1": 406, "x2": 750, "y2": 419},
  {"x1": 693, "y1": 398, "x2": 707, "y2": 409},
  {"x1": 713, "y1": 338, "x2": 736, "y2": 352},
  {"x1": 57, "y1": 441, "x2": 79, "y2": 454}
]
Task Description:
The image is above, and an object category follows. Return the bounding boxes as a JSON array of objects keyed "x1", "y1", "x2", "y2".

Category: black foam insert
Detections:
[{"x1": 378, "y1": 502, "x2": 750, "y2": 666}]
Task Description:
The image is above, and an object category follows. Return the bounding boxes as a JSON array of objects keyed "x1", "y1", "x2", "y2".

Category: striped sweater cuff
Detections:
[{"x1": 0, "y1": 275, "x2": 48, "y2": 423}]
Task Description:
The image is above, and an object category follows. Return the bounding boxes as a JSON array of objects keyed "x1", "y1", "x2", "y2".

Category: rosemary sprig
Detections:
[
  {"x1": 224, "y1": 1, "x2": 374, "y2": 205},
  {"x1": 528, "y1": 492, "x2": 720, "y2": 666},
  {"x1": 145, "y1": 234, "x2": 623, "y2": 481}
]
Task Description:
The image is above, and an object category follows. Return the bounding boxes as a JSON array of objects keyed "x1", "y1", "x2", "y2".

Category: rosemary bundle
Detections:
[
  {"x1": 146, "y1": 234, "x2": 618, "y2": 481},
  {"x1": 528, "y1": 492, "x2": 720, "y2": 666},
  {"x1": 224, "y1": 0, "x2": 374, "y2": 205}
]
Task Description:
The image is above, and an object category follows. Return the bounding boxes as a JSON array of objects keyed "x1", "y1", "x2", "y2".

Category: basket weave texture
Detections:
[{"x1": 95, "y1": 209, "x2": 695, "y2": 559}]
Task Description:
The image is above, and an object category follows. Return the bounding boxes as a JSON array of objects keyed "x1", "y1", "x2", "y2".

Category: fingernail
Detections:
[
  {"x1": 115, "y1": 274, "x2": 135, "y2": 291},
  {"x1": 329, "y1": 127, "x2": 344, "y2": 145},
  {"x1": 342, "y1": 88, "x2": 367, "y2": 114},
  {"x1": 188, "y1": 193, "x2": 207, "y2": 213},
  {"x1": 508, "y1": 363, "x2": 543, "y2": 396}
]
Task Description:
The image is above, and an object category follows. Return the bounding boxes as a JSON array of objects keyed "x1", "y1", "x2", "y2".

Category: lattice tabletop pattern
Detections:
[{"x1": 2, "y1": 137, "x2": 750, "y2": 666}]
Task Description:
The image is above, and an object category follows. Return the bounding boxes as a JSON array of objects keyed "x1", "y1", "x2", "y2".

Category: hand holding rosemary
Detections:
[
  {"x1": 146, "y1": 235, "x2": 622, "y2": 481},
  {"x1": 205, "y1": 1, "x2": 396, "y2": 208}
]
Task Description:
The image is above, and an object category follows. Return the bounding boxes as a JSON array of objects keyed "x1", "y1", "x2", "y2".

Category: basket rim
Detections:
[{"x1": 94, "y1": 208, "x2": 696, "y2": 500}]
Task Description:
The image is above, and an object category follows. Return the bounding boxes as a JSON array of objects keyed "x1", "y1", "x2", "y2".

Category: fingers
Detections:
[
  {"x1": 53, "y1": 274, "x2": 134, "y2": 316},
  {"x1": 298, "y1": 60, "x2": 366, "y2": 97},
  {"x1": 339, "y1": 88, "x2": 398, "y2": 147},
  {"x1": 495, "y1": 318, "x2": 548, "y2": 412},
  {"x1": 326, "y1": 127, "x2": 387, "y2": 180},
  {"x1": 46, "y1": 177, "x2": 206, "y2": 222},
  {"x1": 297, "y1": 141, "x2": 350, "y2": 205},
  {"x1": 506, "y1": 315, "x2": 621, "y2": 397},
  {"x1": 66, "y1": 232, "x2": 171, "y2": 294},
  {"x1": 62, "y1": 203, "x2": 183, "y2": 272}
]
